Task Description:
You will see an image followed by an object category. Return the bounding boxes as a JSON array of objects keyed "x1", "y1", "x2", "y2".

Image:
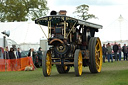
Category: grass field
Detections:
[{"x1": 0, "y1": 61, "x2": 128, "y2": 85}]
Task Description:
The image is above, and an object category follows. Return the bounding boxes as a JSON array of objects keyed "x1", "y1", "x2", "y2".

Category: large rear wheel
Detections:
[
  {"x1": 42, "y1": 50, "x2": 52, "y2": 77},
  {"x1": 74, "y1": 49, "x2": 83, "y2": 76},
  {"x1": 89, "y1": 37, "x2": 102, "y2": 73}
]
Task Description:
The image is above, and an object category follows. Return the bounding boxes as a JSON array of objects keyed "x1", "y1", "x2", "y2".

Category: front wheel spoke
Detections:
[
  {"x1": 46, "y1": 64, "x2": 51, "y2": 74},
  {"x1": 98, "y1": 57, "x2": 100, "y2": 60},
  {"x1": 96, "y1": 58, "x2": 100, "y2": 62},
  {"x1": 95, "y1": 47, "x2": 98, "y2": 52},
  {"x1": 78, "y1": 60, "x2": 82, "y2": 65},
  {"x1": 46, "y1": 61, "x2": 50, "y2": 65},
  {"x1": 78, "y1": 65, "x2": 82, "y2": 74},
  {"x1": 47, "y1": 68, "x2": 50, "y2": 74},
  {"x1": 78, "y1": 66, "x2": 82, "y2": 71},
  {"x1": 78, "y1": 63, "x2": 82, "y2": 66}
]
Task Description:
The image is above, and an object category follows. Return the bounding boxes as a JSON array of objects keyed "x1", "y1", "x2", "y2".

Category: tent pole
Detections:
[{"x1": 38, "y1": 24, "x2": 48, "y2": 39}]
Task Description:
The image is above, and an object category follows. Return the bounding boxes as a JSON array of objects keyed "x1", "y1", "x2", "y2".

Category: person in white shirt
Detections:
[{"x1": 28, "y1": 48, "x2": 36, "y2": 64}]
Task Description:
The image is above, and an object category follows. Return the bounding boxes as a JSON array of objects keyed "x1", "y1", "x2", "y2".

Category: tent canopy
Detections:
[{"x1": 0, "y1": 21, "x2": 47, "y2": 44}]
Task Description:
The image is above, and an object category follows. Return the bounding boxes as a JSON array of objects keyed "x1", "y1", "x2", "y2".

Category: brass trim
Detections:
[{"x1": 49, "y1": 39, "x2": 64, "y2": 44}]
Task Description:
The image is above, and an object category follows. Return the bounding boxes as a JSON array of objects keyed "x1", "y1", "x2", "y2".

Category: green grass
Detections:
[{"x1": 0, "y1": 61, "x2": 128, "y2": 85}]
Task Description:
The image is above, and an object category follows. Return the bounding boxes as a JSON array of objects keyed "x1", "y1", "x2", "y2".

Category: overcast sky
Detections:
[
  {"x1": 47, "y1": 0, "x2": 128, "y2": 42},
  {"x1": 1, "y1": 0, "x2": 128, "y2": 45}
]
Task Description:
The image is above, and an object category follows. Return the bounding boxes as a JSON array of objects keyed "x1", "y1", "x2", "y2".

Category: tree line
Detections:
[{"x1": 0, "y1": 0, "x2": 96, "y2": 22}]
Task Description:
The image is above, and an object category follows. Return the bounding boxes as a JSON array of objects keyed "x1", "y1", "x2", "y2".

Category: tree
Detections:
[
  {"x1": 0, "y1": 0, "x2": 49, "y2": 22},
  {"x1": 73, "y1": 4, "x2": 97, "y2": 20}
]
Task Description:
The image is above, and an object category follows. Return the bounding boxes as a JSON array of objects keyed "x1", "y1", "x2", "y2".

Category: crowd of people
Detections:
[
  {"x1": 28, "y1": 47, "x2": 43, "y2": 66},
  {"x1": 102, "y1": 42, "x2": 128, "y2": 63},
  {"x1": 3, "y1": 47, "x2": 43, "y2": 71},
  {"x1": 3, "y1": 47, "x2": 21, "y2": 71}
]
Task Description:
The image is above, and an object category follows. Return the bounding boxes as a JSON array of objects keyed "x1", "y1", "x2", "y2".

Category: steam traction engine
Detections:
[{"x1": 35, "y1": 10, "x2": 103, "y2": 76}]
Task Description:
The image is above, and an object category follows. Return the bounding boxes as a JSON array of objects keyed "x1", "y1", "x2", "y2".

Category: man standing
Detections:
[
  {"x1": 122, "y1": 44, "x2": 127, "y2": 61},
  {"x1": 16, "y1": 48, "x2": 21, "y2": 69},
  {"x1": 16, "y1": 48, "x2": 21, "y2": 59},
  {"x1": 3, "y1": 47, "x2": 9, "y2": 59},
  {"x1": 113, "y1": 42, "x2": 119, "y2": 61},
  {"x1": 37, "y1": 47, "x2": 43, "y2": 62},
  {"x1": 118, "y1": 44, "x2": 122, "y2": 61},
  {"x1": 106, "y1": 43, "x2": 113, "y2": 62},
  {"x1": 28, "y1": 48, "x2": 36, "y2": 65},
  {"x1": 102, "y1": 44, "x2": 106, "y2": 63},
  {"x1": 9, "y1": 48, "x2": 16, "y2": 71},
  {"x1": 3, "y1": 47, "x2": 10, "y2": 71}
]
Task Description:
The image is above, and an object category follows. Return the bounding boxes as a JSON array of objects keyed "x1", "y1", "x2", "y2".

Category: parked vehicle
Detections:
[
  {"x1": 112, "y1": 50, "x2": 119, "y2": 59},
  {"x1": 21, "y1": 51, "x2": 29, "y2": 58}
]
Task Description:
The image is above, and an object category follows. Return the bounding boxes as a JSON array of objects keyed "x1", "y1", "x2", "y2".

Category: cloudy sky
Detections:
[{"x1": 47, "y1": 0, "x2": 128, "y2": 42}]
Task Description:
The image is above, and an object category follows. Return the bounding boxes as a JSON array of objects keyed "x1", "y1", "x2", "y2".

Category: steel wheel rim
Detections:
[
  {"x1": 95, "y1": 38, "x2": 102, "y2": 72},
  {"x1": 46, "y1": 51, "x2": 52, "y2": 75},
  {"x1": 78, "y1": 51, "x2": 82, "y2": 75}
]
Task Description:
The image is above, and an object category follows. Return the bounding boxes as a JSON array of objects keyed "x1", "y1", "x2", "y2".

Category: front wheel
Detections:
[
  {"x1": 42, "y1": 50, "x2": 52, "y2": 77},
  {"x1": 74, "y1": 49, "x2": 83, "y2": 76}
]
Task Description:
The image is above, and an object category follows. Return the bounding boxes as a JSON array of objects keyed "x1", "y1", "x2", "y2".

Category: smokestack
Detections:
[
  {"x1": 50, "y1": 10, "x2": 57, "y2": 15},
  {"x1": 59, "y1": 10, "x2": 67, "y2": 15}
]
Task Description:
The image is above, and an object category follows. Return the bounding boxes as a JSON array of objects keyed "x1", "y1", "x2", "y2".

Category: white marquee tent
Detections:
[
  {"x1": 0, "y1": 21, "x2": 48, "y2": 44},
  {"x1": 96, "y1": 15, "x2": 128, "y2": 42},
  {"x1": 0, "y1": 21, "x2": 48, "y2": 51}
]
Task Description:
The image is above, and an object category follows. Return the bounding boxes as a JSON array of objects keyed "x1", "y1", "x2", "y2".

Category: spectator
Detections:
[
  {"x1": 37, "y1": 47, "x2": 43, "y2": 62},
  {"x1": 106, "y1": 44, "x2": 108, "y2": 58},
  {"x1": 9, "y1": 48, "x2": 16, "y2": 59},
  {"x1": 28, "y1": 48, "x2": 36, "y2": 64},
  {"x1": 102, "y1": 44, "x2": 107, "y2": 63},
  {"x1": 122, "y1": 44, "x2": 127, "y2": 61},
  {"x1": 3, "y1": 47, "x2": 9, "y2": 59},
  {"x1": 118, "y1": 44, "x2": 122, "y2": 61},
  {"x1": 127, "y1": 46, "x2": 128, "y2": 60},
  {"x1": 113, "y1": 42, "x2": 119, "y2": 61},
  {"x1": 106, "y1": 43, "x2": 113, "y2": 62},
  {"x1": 9, "y1": 48, "x2": 16, "y2": 71},
  {"x1": 16, "y1": 48, "x2": 21, "y2": 68},
  {"x1": 16, "y1": 48, "x2": 21, "y2": 59}
]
